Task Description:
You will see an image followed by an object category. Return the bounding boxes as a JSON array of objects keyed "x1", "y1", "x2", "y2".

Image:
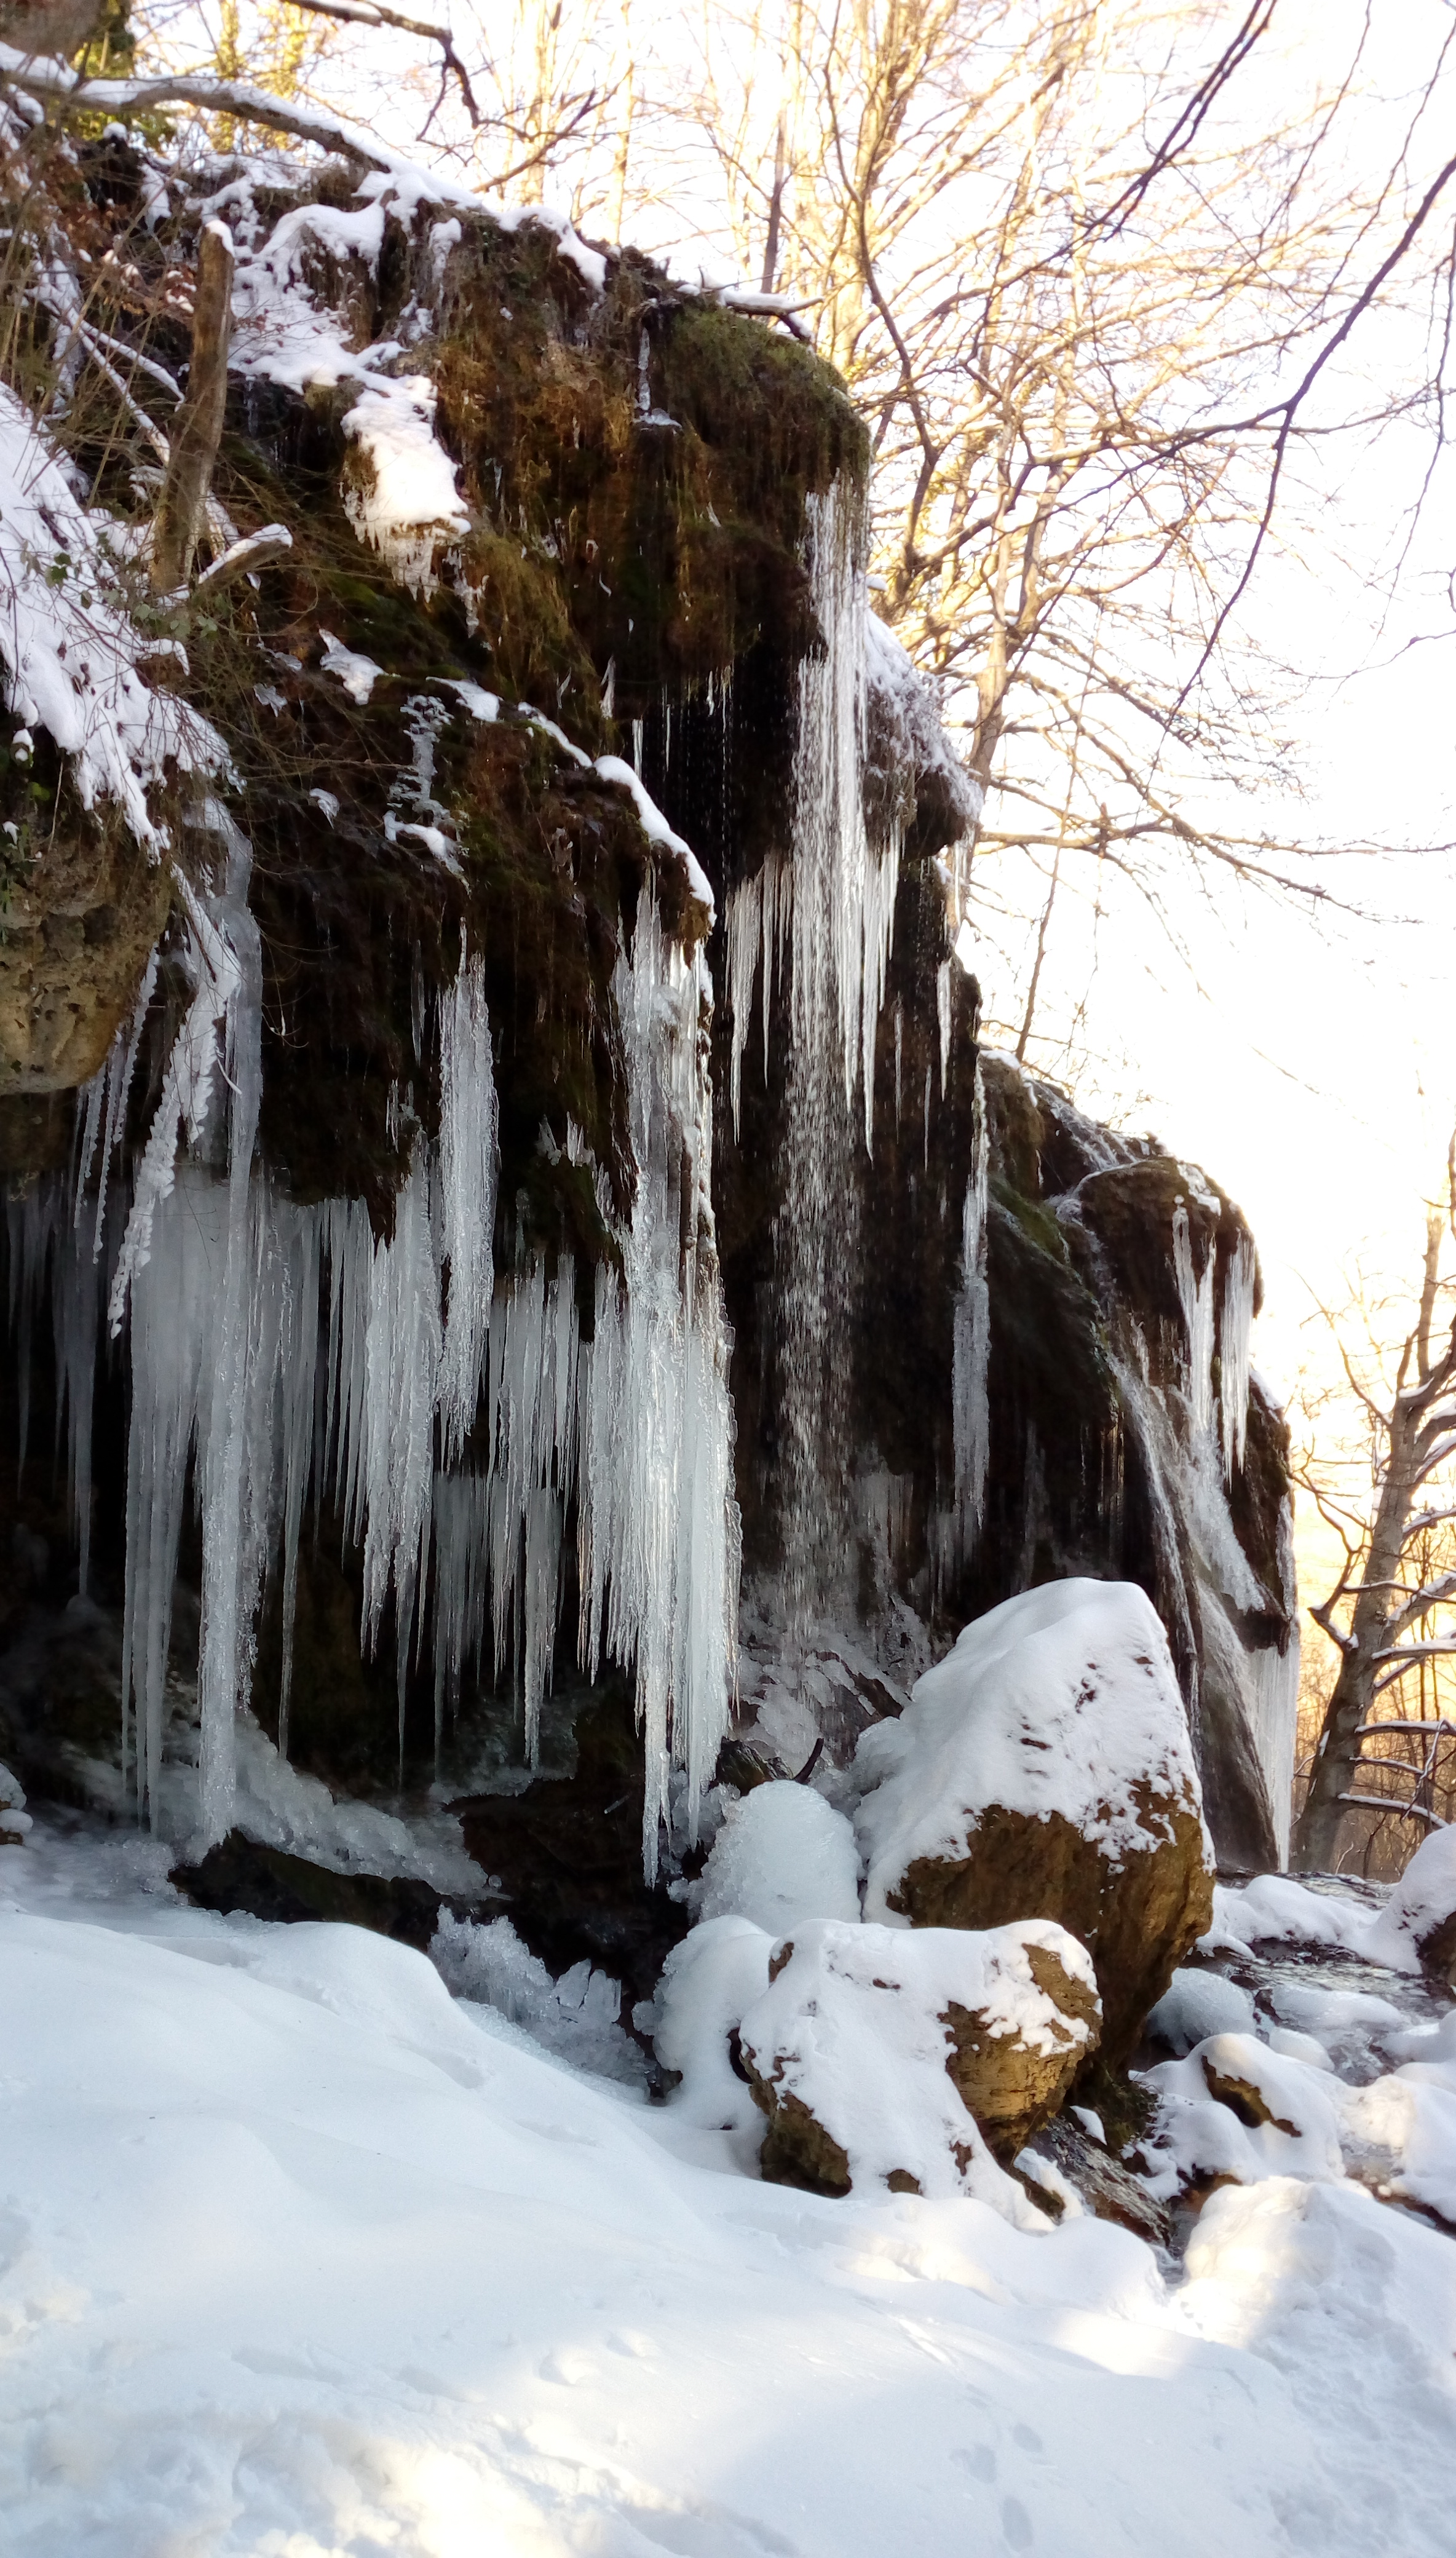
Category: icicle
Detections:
[
  {"x1": 76, "y1": 949, "x2": 158, "y2": 1260},
  {"x1": 50, "y1": 1205, "x2": 102, "y2": 1594},
  {"x1": 274, "y1": 1198, "x2": 322, "y2": 1759},
  {"x1": 437, "y1": 948, "x2": 498, "y2": 1462},
  {"x1": 726, "y1": 866, "x2": 763, "y2": 1142},
  {"x1": 791, "y1": 483, "x2": 873, "y2": 1125},
  {"x1": 22, "y1": 837, "x2": 733, "y2": 1876},
  {"x1": 7, "y1": 1184, "x2": 53, "y2": 1479},
  {"x1": 936, "y1": 958, "x2": 952, "y2": 1095},
  {"x1": 1171, "y1": 1203, "x2": 1216, "y2": 1438},
  {"x1": 724, "y1": 853, "x2": 790, "y2": 1139},
  {"x1": 1219, "y1": 1233, "x2": 1256, "y2": 1481},
  {"x1": 1250, "y1": 1635, "x2": 1299, "y2": 1867},
  {"x1": 894, "y1": 1003, "x2": 903, "y2": 1129},
  {"x1": 431, "y1": 1468, "x2": 490, "y2": 1745},
  {"x1": 360, "y1": 1144, "x2": 442, "y2": 1720},
  {"x1": 577, "y1": 888, "x2": 738, "y2": 1877},
  {"x1": 951, "y1": 1060, "x2": 991, "y2": 1556},
  {"x1": 109, "y1": 868, "x2": 243, "y2": 1335},
  {"x1": 521, "y1": 1484, "x2": 562, "y2": 1762},
  {"x1": 123, "y1": 1163, "x2": 223, "y2": 1826}
]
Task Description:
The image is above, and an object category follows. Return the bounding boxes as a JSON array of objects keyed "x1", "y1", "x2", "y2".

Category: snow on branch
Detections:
[
  {"x1": 1338, "y1": 1793, "x2": 1449, "y2": 1829},
  {"x1": 0, "y1": 382, "x2": 226, "y2": 850},
  {"x1": 1356, "y1": 1717, "x2": 1456, "y2": 1741},
  {"x1": 0, "y1": 44, "x2": 403, "y2": 173}
]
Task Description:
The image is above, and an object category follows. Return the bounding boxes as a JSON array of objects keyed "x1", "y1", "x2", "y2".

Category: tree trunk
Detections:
[
  {"x1": 1293, "y1": 1431, "x2": 1418, "y2": 1869},
  {"x1": 151, "y1": 221, "x2": 234, "y2": 597}
]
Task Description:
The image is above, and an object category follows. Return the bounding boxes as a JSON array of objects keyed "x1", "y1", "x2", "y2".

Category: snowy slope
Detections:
[{"x1": 1, "y1": 1823, "x2": 1454, "y2": 2556}]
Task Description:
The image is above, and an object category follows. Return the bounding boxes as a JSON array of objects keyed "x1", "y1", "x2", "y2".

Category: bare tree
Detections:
[
  {"x1": 1294, "y1": 1152, "x2": 1456, "y2": 1871},
  {"x1": 662, "y1": 0, "x2": 1456, "y2": 1039}
]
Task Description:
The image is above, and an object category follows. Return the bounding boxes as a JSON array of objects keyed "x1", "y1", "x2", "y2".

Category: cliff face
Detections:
[{"x1": 0, "y1": 116, "x2": 1294, "y2": 1918}]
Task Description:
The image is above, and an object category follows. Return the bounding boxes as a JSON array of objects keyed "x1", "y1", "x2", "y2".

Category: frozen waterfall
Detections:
[{"x1": 19, "y1": 848, "x2": 738, "y2": 1877}]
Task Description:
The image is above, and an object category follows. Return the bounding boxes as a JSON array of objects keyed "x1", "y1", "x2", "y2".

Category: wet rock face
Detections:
[
  {"x1": 739, "y1": 1916, "x2": 1101, "y2": 2196},
  {"x1": 970, "y1": 1056, "x2": 1298, "y2": 1872},
  {"x1": 451, "y1": 1690, "x2": 694, "y2": 2022},
  {"x1": 172, "y1": 1832, "x2": 491, "y2": 1949}
]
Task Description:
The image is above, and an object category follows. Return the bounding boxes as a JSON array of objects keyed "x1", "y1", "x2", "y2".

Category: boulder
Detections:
[
  {"x1": 855, "y1": 1579, "x2": 1214, "y2": 2062},
  {"x1": 172, "y1": 1832, "x2": 481, "y2": 1949},
  {"x1": 737, "y1": 1915, "x2": 1100, "y2": 2201}
]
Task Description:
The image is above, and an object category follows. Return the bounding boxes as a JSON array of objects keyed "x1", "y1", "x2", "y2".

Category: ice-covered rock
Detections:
[
  {"x1": 737, "y1": 1915, "x2": 1099, "y2": 2202},
  {"x1": 1145, "y1": 1966, "x2": 1257, "y2": 2054},
  {"x1": 653, "y1": 1914, "x2": 773, "y2": 2130},
  {"x1": 855, "y1": 1580, "x2": 1213, "y2": 2059},
  {"x1": 1366, "y1": 1827, "x2": 1456, "y2": 1983},
  {"x1": 694, "y1": 1780, "x2": 861, "y2": 1936}
]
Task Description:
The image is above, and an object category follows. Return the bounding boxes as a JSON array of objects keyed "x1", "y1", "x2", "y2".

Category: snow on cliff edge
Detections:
[{"x1": 0, "y1": 386, "x2": 224, "y2": 847}]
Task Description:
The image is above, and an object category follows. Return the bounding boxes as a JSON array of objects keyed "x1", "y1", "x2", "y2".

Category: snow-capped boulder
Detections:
[
  {"x1": 855, "y1": 1580, "x2": 1214, "y2": 2062},
  {"x1": 694, "y1": 1781, "x2": 861, "y2": 1935},
  {"x1": 654, "y1": 1915, "x2": 774, "y2": 2131},
  {"x1": 1142, "y1": 2030, "x2": 1347, "y2": 2195},
  {"x1": 1366, "y1": 1827, "x2": 1456, "y2": 1984},
  {"x1": 737, "y1": 1915, "x2": 1100, "y2": 2201}
]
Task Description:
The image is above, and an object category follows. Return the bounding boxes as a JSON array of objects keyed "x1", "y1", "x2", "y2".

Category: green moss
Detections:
[{"x1": 989, "y1": 1175, "x2": 1073, "y2": 1269}]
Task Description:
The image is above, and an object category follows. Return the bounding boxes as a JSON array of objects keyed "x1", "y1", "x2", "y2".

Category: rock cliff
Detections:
[{"x1": 0, "y1": 107, "x2": 1296, "y2": 1969}]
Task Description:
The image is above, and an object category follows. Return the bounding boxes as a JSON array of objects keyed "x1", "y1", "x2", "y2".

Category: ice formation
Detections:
[
  {"x1": 723, "y1": 491, "x2": 902, "y2": 1154},
  {"x1": 1172, "y1": 1202, "x2": 1216, "y2": 1438},
  {"x1": 22, "y1": 823, "x2": 737, "y2": 1869},
  {"x1": 950, "y1": 1056, "x2": 991, "y2": 1558},
  {"x1": 1219, "y1": 1233, "x2": 1256, "y2": 1479}
]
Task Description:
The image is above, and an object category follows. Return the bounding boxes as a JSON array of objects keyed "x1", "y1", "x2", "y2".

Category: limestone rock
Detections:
[
  {"x1": 855, "y1": 1579, "x2": 1214, "y2": 2062},
  {"x1": 0, "y1": 814, "x2": 169, "y2": 1095},
  {"x1": 737, "y1": 1915, "x2": 1101, "y2": 2201}
]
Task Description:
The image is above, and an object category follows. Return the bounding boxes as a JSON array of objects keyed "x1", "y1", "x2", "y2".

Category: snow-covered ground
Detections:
[{"x1": 2, "y1": 1817, "x2": 1454, "y2": 2557}]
